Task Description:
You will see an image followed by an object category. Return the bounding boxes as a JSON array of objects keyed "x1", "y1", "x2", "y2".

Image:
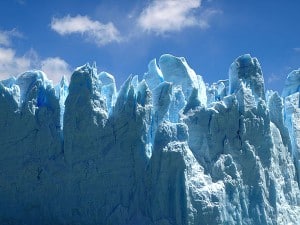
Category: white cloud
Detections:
[
  {"x1": 137, "y1": 0, "x2": 200, "y2": 34},
  {"x1": 137, "y1": 0, "x2": 221, "y2": 34},
  {"x1": 0, "y1": 48, "x2": 71, "y2": 84},
  {"x1": 41, "y1": 57, "x2": 71, "y2": 84},
  {"x1": 0, "y1": 47, "x2": 36, "y2": 79},
  {"x1": 136, "y1": 0, "x2": 221, "y2": 34},
  {"x1": 0, "y1": 28, "x2": 70, "y2": 84},
  {"x1": 51, "y1": 15, "x2": 121, "y2": 46}
]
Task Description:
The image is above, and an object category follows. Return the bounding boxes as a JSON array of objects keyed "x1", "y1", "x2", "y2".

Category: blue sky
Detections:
[{"x1": 0, "y1": 0, "x2": 299, "y2": 92}]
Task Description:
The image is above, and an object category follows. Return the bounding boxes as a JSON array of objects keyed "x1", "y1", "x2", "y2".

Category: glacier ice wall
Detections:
[{"x1": 0, "y1": 54, "x2": 300, "y2": 225}]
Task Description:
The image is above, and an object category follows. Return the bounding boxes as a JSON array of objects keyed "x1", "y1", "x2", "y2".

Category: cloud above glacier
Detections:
[
  {"x1": 41, "y1": 57, "x2": 71, "y2": 84},
  {"x1": 0, "y1": 47, "x2": 36, "y2": 78},
  {"x1": 51, "y1": 15, "x2": 121, "y2": 46},
  {"x1": 136, "y1": 0, "x2": 220, "y2": 34},
  {"x1": 0, "y1": 29, "x2": 70, "y2": 83}
]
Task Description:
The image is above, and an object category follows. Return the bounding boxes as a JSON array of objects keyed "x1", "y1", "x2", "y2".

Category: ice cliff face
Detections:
[{"x1": 0, "y1": 54, "x2": 300, "y2": 225}]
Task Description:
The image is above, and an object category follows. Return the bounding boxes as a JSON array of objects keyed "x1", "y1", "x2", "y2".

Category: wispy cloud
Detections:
[
  {"x1": 0, "y1": 29, "x2": 22, "y2": 47},
  {"x1": 16, "y1": 0, "x2": 26, "y2": 5},
  {"x1": 267, "y1": 73, "x2": 281, "y2": 84},
  {"x1": 293, "y1": 47, "x2": 300, "y2": 52},
  {"x1": 137, "y1": 0, "x2": 220, "y2": 34},
  {"x1": 198, "y1": 8, "x2": 222, "y2": 29},
  {"x1": 51, "y1": 15, "x2": 121, "y2": 46}
]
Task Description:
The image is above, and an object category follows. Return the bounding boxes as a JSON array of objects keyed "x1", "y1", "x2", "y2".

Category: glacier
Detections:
[{"x1": 0, "y1": 53, "x2": 300, "y2": 225}]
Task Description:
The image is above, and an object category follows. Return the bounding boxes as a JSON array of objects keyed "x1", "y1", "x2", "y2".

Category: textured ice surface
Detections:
[
  {"x1": 143, "y1": 58, "x2": 164, "y2": 91},
  {"x1": 158, "y1": 54, "x2": 207, "y2": 105},
  {"x1": 282, "y1": 69, "x2": 300, "y2": 97},
  {"x1": 98, "y1": 71, "x2": 117, "y2": 113},
  {"x1": 229, "y1": 54, "x2": 265, "y2": 101},
  {"x1": 0, "y1": 54, "x2": 300, "y2": 225},
  {"x1": 55, "y1": 75, "x2": 68, "y2": 127}
]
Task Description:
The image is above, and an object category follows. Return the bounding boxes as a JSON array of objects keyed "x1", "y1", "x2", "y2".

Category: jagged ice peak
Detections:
[{"x1": 0, "y1": 53, "x2": 300, "y2": 225}]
